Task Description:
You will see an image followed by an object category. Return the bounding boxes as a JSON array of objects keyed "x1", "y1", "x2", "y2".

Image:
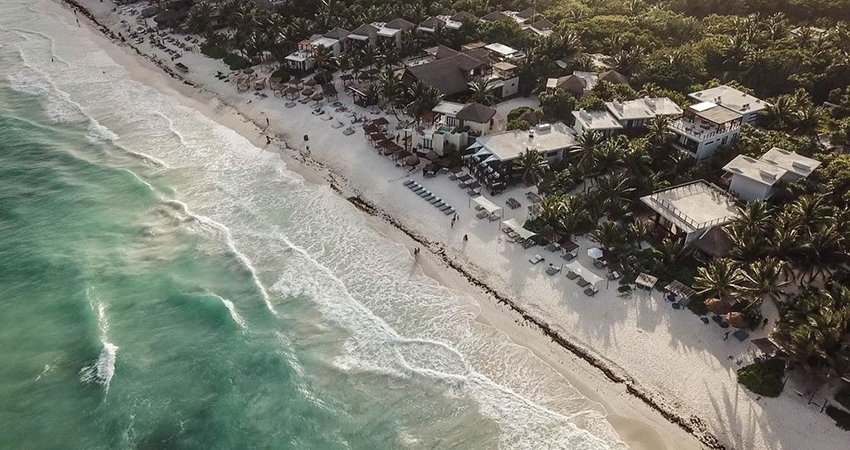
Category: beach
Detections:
[{"x1": 16, "y1": 0, "x2": 848, "y2": 448}]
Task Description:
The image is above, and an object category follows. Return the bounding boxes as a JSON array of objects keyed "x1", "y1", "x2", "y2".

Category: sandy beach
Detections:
[{"x1": 60, "y1": 1, "x2": 849, "y2": 449}]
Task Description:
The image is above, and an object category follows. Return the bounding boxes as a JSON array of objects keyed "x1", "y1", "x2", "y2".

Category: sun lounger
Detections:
[
  {"x1": 545, "y1": 243, "x2": 560, "y2": 252},
  {"x1": 423, "y1": 194, "x2": 434, "y2": 200},
  {"x1": 476, "y1": 210, "x2": 489, "y2": 219},
  {"x1": 733, "y1": 330, "x2": 750, "y2": 342},
  {"x1": 342, "y1": 127, "x2": 355, "y2": 136},
  {"x1": 561, "y1": 252, "x2": 576, "y2": 261},
  {"x1": 488, "y1": 213, "x2": 500, "y2": 222},
  {"x1": 403, "y1": 180, "x2": 415, "y2": 187},
  {"x1": 521, "y1": 240, "x2": 535, "y2": 249},
  {"x1": 606, "y1": 271, "x2": 621, "y2": 280},
  {"x1": 434, "y1": 201, "x2": 445, "y2": 208},
  {"x1": 529, "y1": 255, "x2": 545, "y2": 264},
  {"x1": 576, "y1": 277, "x2": 590, "y2": 287},
  {"x1": 429, "y1": 197, "x2": 441, "y2": 204},
  {"x1": 411, "y1": 186, "x2": 423, "y2": 193},
  {"x1": 439, "y1": 204, "x2": 451, "y2": 212},
  {"x1": 566, "y1": 270, "x2": 578, "y2": 280},
  {"x1": 418, "y1": 190, "x2": 430, "y2": 197},
  {"x1": 546, "y1": 265, "x2": 561, "y2": 275},
  {"x1": 444, "y1": 207, "x2": 455, "y2": 215},
  {"x1": 584, "y1": 287, "x2": 598, "y2": 297}
]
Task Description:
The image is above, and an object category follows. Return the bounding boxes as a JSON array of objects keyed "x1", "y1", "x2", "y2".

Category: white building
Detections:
[
  {"x1": 605, "y1": 97, "x2": 683, "y2": 130},
  {"x1": 411, "y1": 101, "x2": 497, "y2": 155},
  {"x1": 376, "y1": 18, "x2": 414, "y2": 49},
  {"x1": 469, "y1": 122, "x2": 577, "y2": 164},
  {"x1": 668, "y1": 101, "x2": 743, "y2": 161},
  {"x1": 571, "y1": 109, "x2": 624, "y2": 137},
  {"x1": 283, "y1": 29, "x2": 348, "y2": 71},
  {"x1": 688, "y1": 85, "x2": 768, "y2": 124},
  {"x1": 641, "y1": 180, "x2": 739, "y2": 245},
  {"x1": 722, "y1": 148, "x2": 821, "y2": 201}
]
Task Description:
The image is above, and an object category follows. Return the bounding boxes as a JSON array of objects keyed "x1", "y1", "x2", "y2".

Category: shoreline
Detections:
[{"x1": 59, "y1": 0, "x2": 717, "y2": 448}]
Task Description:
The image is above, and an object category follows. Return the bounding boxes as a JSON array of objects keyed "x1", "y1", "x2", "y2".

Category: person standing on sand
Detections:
[
  {"x1": 463, "y1": 234, "x2": 468, "y2": 242},
  {"x1": 265, "y1": 117, "x2": 269, "y2": 127},
  {"x1": 724, "y1": 331, "x2": 730, "y2": 340}
]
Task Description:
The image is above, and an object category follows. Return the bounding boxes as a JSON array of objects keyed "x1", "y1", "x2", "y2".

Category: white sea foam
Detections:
[
  {"x1": 213, "y1": 294, "x2": 246, "y2": 329},
  {"x1": 80, "y1": 290, "x2": 118, "y2": 393}
]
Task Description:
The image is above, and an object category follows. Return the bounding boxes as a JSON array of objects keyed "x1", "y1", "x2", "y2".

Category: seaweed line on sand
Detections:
[{"x1": 60, "y1": 0, "x2": 724, "y2": 447}]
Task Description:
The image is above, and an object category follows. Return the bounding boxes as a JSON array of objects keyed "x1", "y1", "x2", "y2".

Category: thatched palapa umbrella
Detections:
[
  {"x1": 704, "y1": 298, "x2": 732, "y2": 314},
  {"x1": 404, "y1": 155, "x2": 420, "y2": 167},
  {"x1": 724, "y1": 312, "x2": 750, "y2": 329}
]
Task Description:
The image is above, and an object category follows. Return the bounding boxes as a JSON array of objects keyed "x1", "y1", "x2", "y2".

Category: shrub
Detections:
[
  {"x1": 835, "y1": 386, "x2": 850, "y2": 411},
  {"x1": 223, "y1": 53, "x2": 252, "y2": 71},
  {"x1": 506, "y1": 119, "x2": 530, "y2": 131},
  {"x1": 826, "y1": 406, "x2": 850, "y2": 431},
  {"x1": 200, "y1": 43, "x2": 227, "y2": 59},
  {"x1": 737, "y1": 359, "x2": 785, "y2": 397},
  {"x1": 508, "y1": 106, "x2": 532, "y2": 122}
]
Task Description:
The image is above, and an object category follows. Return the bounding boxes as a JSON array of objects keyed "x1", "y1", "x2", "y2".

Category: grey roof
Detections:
[
  {"x1": 723, "y1": 155, "x2": 787, "y2": 187},
  {"x1": 480, "y1": 11, "x2": 512, "y2": 22},
  {"x1": 324, "y1": 27, "x2": 350, "y2": 40},
  {"x1": 450, "y1": 11, "x2": 478, "y2": 22},
  {"x1": 531, "y1": 18, "x2": 554, "y2": 30},
  {"x1": 419, "y1": 16, "x2": 443, "y2": 29},
  {"x1": 689, "y1": 102, "x2": 743, "y2": 124},
  {"x1": 350, "y1": 23, "x2": 379, "y2": 37},
  {"x1": 456, "y1": 102, "x2": 496, "y2": 123},
  {"x1": 385, "y1": 18, "x2": 414, "y2": 31},
  {"x1": 405, "y1": 57, "x2": 472, "y2": 96},
  {"x1": 696, "y1": 227, "x2": 733, "y2": 258},
  {"x1": 761, "y1": 147, "x2": 821, "y2": 177},
  {"x1": 515, "y1": 8, "x2": 536, "y2": 19},
  {"x1": 435, "y1": 44, "x2": 459, "y2": 59},
  {"x1": 598, "y1": 70, "x2": 629, "y2": 85},
  {"x1": 556, "y1": 75, "x2": 586, "y2": 94}
]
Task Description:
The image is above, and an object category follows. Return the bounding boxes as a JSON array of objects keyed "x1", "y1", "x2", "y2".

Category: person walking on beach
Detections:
[
  {"x1": 463, "y1": 234, "x2": 468, "y2": 242},
  {"x1": 450, "y1": 217, "x2": 455, "y2": 228},
  {"x1": 762, "y1": 318, "x2": 769, "y2": 329},
  {"x1": 265, "y1": 117, "x2": 270, "y2": 128},
  {"x1": 723, "y1": 331, "x2": 730, "y2": 341}
]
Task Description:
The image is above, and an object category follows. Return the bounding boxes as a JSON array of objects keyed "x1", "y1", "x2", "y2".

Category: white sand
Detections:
[{"x1": 68, "y1": 1, "x2": 847, "y2": 449}]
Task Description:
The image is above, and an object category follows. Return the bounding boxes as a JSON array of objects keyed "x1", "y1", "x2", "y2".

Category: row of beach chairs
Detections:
[{"x1": 404, "y1": 180, "x2": 455, "y2": 215}]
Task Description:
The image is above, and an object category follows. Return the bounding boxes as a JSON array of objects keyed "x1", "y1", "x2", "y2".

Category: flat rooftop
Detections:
[
  {"x1": 689, "y1": 85, "x2": 768, "y2": 116},
  {"x1": 723, "y1": 155, "x2": 787, "y2": 186},
  {"x1": 689, "y1": 102, "x2": 743, "y2": 124},
  {"x1": 310, "y1": 37, "x2": 339, "y2": 48},
  {"x1": 432, "y1": 101, "x2": 465, "y2": 117},
  {"x1": 474, "y1": 122, "x2": 576, "y2": 162},
  {"x1": 573, "y1": 109, "x2": 624, "y2": 131},
  {"x1": 641, "y1": 181, "x2": 738, "y2": 233},
  {"x1": 485, "y1": 42, "x2": 518, "y2": 56},
  {"x1": 761, "y1": 147, "x2": 821, "y2": 177}
]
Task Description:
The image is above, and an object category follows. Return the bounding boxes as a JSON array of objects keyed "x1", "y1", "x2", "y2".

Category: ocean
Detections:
[{"x1": 0, "y1": 1, "x2": 625, "y2": 448}]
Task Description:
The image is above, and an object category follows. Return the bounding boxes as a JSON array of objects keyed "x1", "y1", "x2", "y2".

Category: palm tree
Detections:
[
  {"x1": 694, "y1": 258, "x2": 744, "y2": 300},
  {"x1": 654, "y1": 238, "x2": 687, "y2": 266},
  {"x1": 407, "y1": 81, "x2": 443, "y2": 124},
  {"x1": 629, "y1": 219, "x2": 652, "y2": 248},
  {"x1": 771, "y1": 284, "x2": 850, "y2": 377},
  {"x1": 645, "y1": 115, "x2": 674, "y2": 150},
  {"x1": 467, "y1": 81, "x2": 498, "y2": 106},
  {"x1": 590, "y1": 221, "x2": 625, "y2": 251},
  {"x1": 594, "y1": 171, "x2": 634, "y2": 218},
  {"x1": 570, "y1": 130, "x2": 605, "y2": 175},
  {"x1": 740, "y1": 257, "x2": 791, "y2": 309},
  {"x1": 377, "y1": 68, "x2": 404, "y2": 118},
  {"x1": 514, "y1": 149, "x2": 549, "y2": 186},
  {"x1": 730, "y1": 201, "x2": 773, "y2": 235},
  {"x1": 789, "y1": 195, "x2": 832, "y2": 233},
  {"x1": 538, "y1": 195, "x2": 566, "y2": 229},
  {"x1": 312, "y1": 44, "x2": 337, "y2": 73}
]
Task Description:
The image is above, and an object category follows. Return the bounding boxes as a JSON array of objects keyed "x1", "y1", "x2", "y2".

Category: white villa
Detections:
[
  {"x1": 641, "y1": 180, "x2": 739, "y2": 245},
  {"x1": 572, "y1": 109, "x2": 624, "y2": 137},
  {"x1": 376, "y1": 18, "x2": 414, "y2": 49},
  {"x1": 469, "y1": 122, "x2": 577, "y2": 165},
  {"x1": 411, "y1": 101, "x2": 497, "y2": 155},
  {"x1": 688, "y1": 85, "x2": 768, "y2": 125},
  {"x1": 283, "y1": 28, "x2": 348, "y2": 71},
  {"x1": 605, "y1": 97, "x2": 683, "y2": 130},
  {"x1": 722, "y1": 147, "x2": 821, "y2": 201},
  {"x1": 668, "y1": 101, "x2": 743, "y2": 161}
]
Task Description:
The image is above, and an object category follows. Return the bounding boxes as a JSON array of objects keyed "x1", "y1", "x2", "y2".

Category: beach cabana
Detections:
[
  {"x1": 501, "y1": 218, "x2": 536, "y2": 241},
  {"x1": 284, "y1": 86, "x2": 300, "y2": 99},
  {"x1": 635, "y1": 272, "x2": 658, "y2": 291},
  {"x1": 565, "y1": 261, "x2": 604, "y2": 288},
  {"x1": 471, "y1": 196, "x2": 503, "y2": 218},
  {"x1": 321, "y1": 83, "x2": 338, "y2": 100}
]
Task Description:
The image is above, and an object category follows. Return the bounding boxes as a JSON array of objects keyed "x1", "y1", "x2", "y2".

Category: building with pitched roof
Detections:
[{"x1": 409, "y1": 101, "x2": 498, "y2": 155}]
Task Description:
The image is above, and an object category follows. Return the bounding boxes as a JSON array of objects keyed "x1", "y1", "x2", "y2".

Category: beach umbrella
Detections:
[
  {"x1": 724, "y1": 312, "x2": 749, "y2": 329},
  {"x1": 311, "y1": 92, "x2": 324, "y2": 102},
  {"x1": 587, "y1": 247, "x2": 604, "y2": 260},
  {"x1": 305, "y1": 79, "x2": 317, "y2": 86},
  {"x1": 302, "y1": 88, "x2": 314, "y2": 96},
  {"x1": 704, "y1": 298, "x2": 731, "y2": 314},
  {"x1": 404, "y1": 155, "x2": 420, "y2": 166}
]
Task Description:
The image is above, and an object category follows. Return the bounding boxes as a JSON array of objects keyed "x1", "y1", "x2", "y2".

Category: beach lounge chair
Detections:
[
  {"x1": 606, "y1": 271, "x2": 621, "y2": 280},
  {"x1": 429, "y1": 197, "x2": 441, "y2": 204},
  {"x1": 733, "y1": 330, "x2": 750, "y2": 342},
  {"x1": 529, "y1": 255, "x2": 545, "y2": 265},
  {"x1": 444, "y1": 207, "x2": 455, "y2": 215},
  {"x1": 418, "y1": 190, "x2": 430, "y2": 197},
  {"x1": 488, "y1": 213, "x2": 500, "y2": 222},
  {"x1": 561, "y1": 252, "x2": 576, "y2": 261},
  {"x1": 403, "y1": 180, "x2": 415, "y2": 187},
  {"x1": 584, "y1": 287, "x2": 598, "y2": 297},
  {"x1": 434, "y1": 201, "x2": 445, "y2": 208},
  {"x1": 566, "y1": 270, "x2": 578, "y2": 280},
  {"x1": 545, "y1": 242, "x2": 561, "y2": 252},
  {"x1": 576, "y1": 277, "x2": 590, "y2": 287},
  {"x1": 342, "y1": 127, "x2": 355, "y2": 136},
  {"x1": 411, "y1": 186, "x2": 424, "y2": 193},
  {"x1": 521, "y1": 240, "x2": 535, "y2": 249},
  {"x1": 423, "y1": 194, "x2": 434, "y2": 200},
  {"x1": 476, "y1": 210, "x2": 489, "y2": 219},
  {"x1": 546, "y1": 264, "x2": 561, "y2": 276}
]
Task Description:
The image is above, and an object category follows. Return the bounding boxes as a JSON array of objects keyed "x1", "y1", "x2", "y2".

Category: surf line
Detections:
[{"x1": 61, "y1": 0, "x2": 722, "y2": 446}]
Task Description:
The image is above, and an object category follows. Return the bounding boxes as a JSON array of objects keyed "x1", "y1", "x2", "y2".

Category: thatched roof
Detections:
[
  {"x1": 456, "y1": 102, "x2": 496, "y2": 123},
  {"x1": 480, "y1": 11, "x2": 512, "y2": 22},
  {"x1": 324, "y1": 27, "x2": 350, "y2": 40},
  {"x1": 599, "y1": 70, "x2": 629, "y2": 85},
  {"x1": 450, "y1": 11, "x2": 478, "y2": 22},
  {"x1": 385, "y1": 18, "x2": 414, "y2": 31},
  {"x1": 556, "y1": 75, "x2": 587, "y2": 95},
  {"x1": 696, "y1": 227, "x2": 733, "y2": 258}
]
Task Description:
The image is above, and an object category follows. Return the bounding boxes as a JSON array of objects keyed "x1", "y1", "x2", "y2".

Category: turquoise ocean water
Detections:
[{"x1": 0, "y1": 1, "x2": 625, "y2": 448}]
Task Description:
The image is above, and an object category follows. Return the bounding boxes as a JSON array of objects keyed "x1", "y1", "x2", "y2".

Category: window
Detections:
[{"x1": 423, "y1": 138, "x2": 433, "y2": 149}]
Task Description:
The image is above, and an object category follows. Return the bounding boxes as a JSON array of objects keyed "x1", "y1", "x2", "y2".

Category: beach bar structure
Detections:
[{"x1": 640, "y1": 180, "x2": 739, "y2": 245}]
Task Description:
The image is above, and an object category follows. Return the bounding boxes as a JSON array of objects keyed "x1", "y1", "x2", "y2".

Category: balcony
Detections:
[{"x1": 668, "y1": 118, "x2": 738, "y2": 142}]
